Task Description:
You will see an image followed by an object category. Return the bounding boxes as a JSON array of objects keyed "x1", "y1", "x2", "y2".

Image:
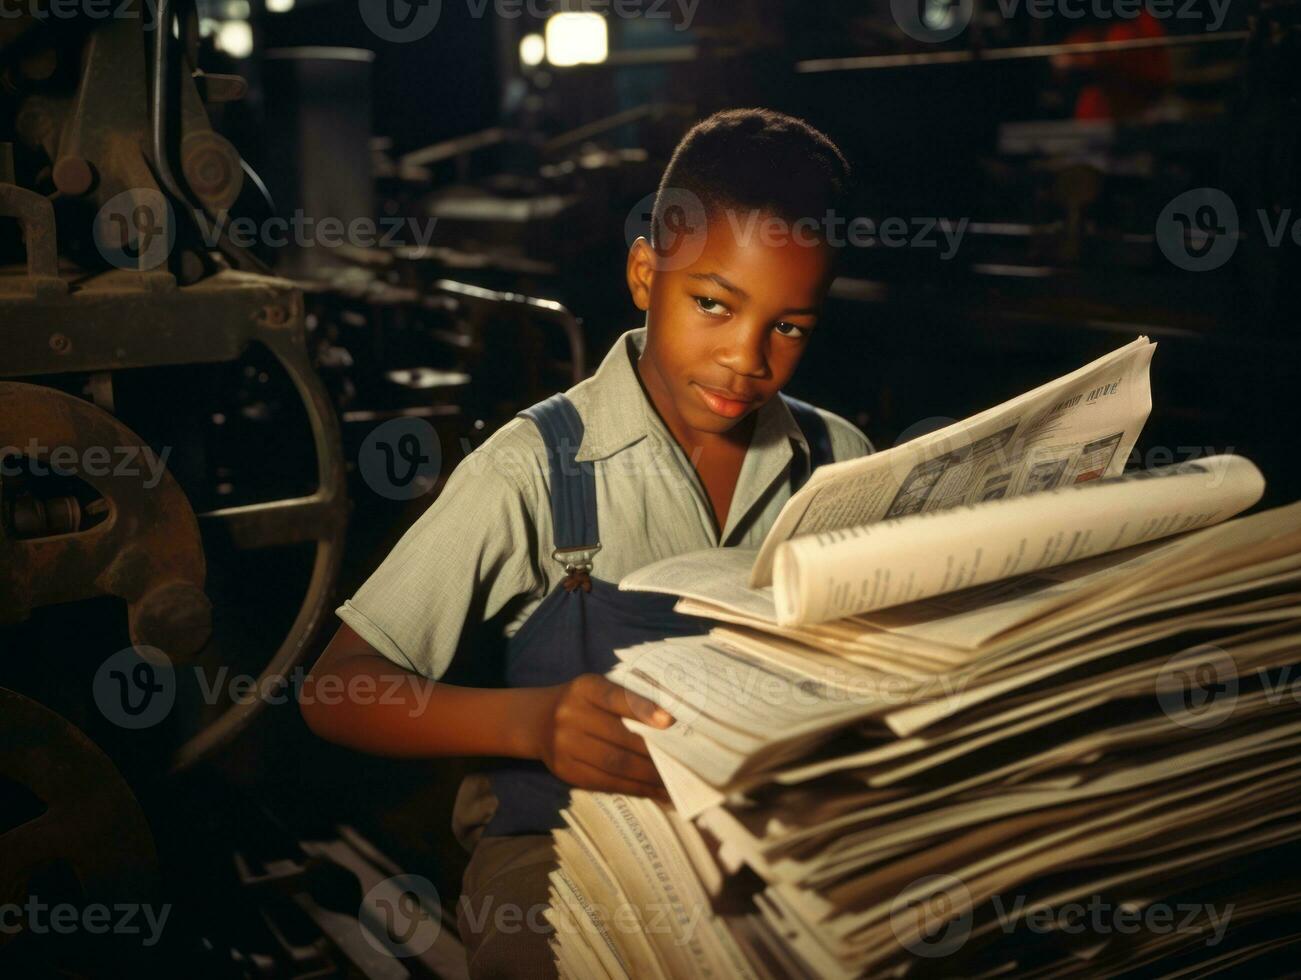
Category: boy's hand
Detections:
[{"x1": 533, "y1": 674, "x2": 674, "y2": 802}]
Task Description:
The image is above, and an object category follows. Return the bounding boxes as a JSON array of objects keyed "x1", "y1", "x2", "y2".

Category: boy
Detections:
[{"x1": 301, "y1": 108, "x2": 873, "y2": 976}]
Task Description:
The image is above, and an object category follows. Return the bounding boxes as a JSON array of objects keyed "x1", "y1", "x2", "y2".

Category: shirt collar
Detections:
[{"x1": 572, "y1": 326, "x2": 811, "y2": 467}]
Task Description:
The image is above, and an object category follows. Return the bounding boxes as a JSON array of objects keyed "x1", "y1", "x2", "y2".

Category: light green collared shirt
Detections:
[{"x1": 337, "y1": 326, "x2": 873, "y2": 679}]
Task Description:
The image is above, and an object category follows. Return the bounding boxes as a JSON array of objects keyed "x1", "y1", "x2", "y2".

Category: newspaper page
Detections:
[
  {"x1": 773, "y1": 454, "x2": 1265, "y2": 626},
  {"x1": 749, "y1": 336, "x2": 1157, "y2": 586},
  {"x1": 561, "y1": 792, "x2": 761, "y2": 980}
]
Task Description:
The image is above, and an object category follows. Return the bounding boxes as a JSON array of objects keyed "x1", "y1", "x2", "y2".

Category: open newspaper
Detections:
[{"x1": 621, "y1": 337, "x2": 1264, "y2": 626}]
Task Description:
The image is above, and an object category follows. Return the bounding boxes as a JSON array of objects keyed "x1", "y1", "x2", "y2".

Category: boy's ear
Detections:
[{"x1": 626, "y1": 237, "x2": 656, "y2": 312}]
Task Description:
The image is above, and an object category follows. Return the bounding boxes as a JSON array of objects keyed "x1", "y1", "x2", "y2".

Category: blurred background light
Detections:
[
  {"x1": 544, "y1": 13, "x2": 607, "y2": 67},
  {"x1": 519, "y1": 32, "x2": 546, "y2": 68},
  {"x1": 215, "y1": 20, "x2": 254, "y2": 58}
]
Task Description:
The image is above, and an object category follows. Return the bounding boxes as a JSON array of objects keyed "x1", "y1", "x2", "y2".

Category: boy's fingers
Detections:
[
  {"x1": 572, "y1": 740, "x2": 663, "y2": 787},
  {"x1": 587, "y1": 677, "x2": 674, "y2": 728},
  {"x1": 586, "y1": 712, "x2": 656, "y2": 759},
  {"x1": 568, "y1": 760, "x2": 670, "y2": 802}
]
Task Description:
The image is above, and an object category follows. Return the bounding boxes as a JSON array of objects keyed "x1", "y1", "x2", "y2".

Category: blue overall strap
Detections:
[
  {"x1": 781, "y1": 393, "x2": 834, "y2": 492},
  {"x1": 516, "y1": 393, "x2": 601, "y2": 572}
]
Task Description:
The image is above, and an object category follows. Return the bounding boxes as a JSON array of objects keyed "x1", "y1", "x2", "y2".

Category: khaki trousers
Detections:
[{"x1": 453, "y1": 775, "x2": 560, "y2": 979}]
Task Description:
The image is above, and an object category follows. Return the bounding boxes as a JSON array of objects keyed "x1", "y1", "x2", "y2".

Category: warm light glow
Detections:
[
  {"x1": 266, "y1": 0, "x2": 295, "y2": 12},
  {"x1": 519, "y1": 32, "x2": 545, "y2": 68},
  {"x1": 215, "y1": 20, "x2": 254, "y2": 58},
  {"x1": 544, "y1": 13, "x2": 607, "y2": 67}
]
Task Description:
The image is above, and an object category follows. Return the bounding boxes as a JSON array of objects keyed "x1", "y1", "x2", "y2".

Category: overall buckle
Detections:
[{"x1": 553, "y1": 544, "x2": 600, "y2": 593}]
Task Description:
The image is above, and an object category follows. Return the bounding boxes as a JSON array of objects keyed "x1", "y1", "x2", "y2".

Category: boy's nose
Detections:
[{"x1": 714, "y1": 324, "x2": 770, "y2": 378}]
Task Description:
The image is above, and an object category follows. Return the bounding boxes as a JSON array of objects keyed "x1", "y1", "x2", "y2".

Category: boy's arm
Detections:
[{"x1": 300, "y1": 623, "x2": 672, "y2": 799}]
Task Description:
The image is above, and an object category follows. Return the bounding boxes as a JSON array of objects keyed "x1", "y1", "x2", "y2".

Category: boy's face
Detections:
[{"x1": 627, "y1": 209, "x2": 835, "y2": 439}]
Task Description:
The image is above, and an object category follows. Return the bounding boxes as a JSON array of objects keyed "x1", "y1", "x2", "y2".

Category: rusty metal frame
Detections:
[
  {"x1": 0, "y1": 381, "x2": 212, "y2": 658},
  {"x1": 0, "y1": 268, "x2": 348, "y2": 771}
]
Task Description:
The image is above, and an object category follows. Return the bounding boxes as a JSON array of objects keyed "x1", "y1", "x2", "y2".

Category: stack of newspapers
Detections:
[{"x1": 544, "y1": 337, "x2": 1301, "y2": 978}]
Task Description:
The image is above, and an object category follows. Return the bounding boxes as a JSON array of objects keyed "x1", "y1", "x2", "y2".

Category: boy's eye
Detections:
[
  {"x1": 774, "y1": 321, "x2": 813, "y2": 340},
  {"x1": 693, "y1": 295, "x2": 728, "y2": 316}
]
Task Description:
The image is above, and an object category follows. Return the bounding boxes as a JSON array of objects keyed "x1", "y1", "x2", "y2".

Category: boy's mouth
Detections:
[{"x1": 693, "y1": 381, "x2": 757, "y2": 419}]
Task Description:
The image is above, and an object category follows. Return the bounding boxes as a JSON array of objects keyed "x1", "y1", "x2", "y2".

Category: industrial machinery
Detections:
[{"x1": 0, "y1": 6, "x2": 583, "y2": 975}]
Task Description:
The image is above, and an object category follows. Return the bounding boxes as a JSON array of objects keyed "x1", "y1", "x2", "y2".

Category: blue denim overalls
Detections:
[{"x1": 482, "y1": 391, "x2": 834, "y2": 837}]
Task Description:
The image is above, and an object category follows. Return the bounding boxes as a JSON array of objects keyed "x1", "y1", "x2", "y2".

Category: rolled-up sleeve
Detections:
[{"x1": 336, "y1": 447, "x2": 544, "y2": 681}]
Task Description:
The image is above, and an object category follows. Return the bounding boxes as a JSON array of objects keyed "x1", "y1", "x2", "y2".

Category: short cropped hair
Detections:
[{"x1": 650, "y1": 108, "x2": 852, "y2": 252}]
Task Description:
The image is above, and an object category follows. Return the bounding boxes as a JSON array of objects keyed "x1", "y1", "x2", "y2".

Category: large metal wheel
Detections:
[
  {"x1": 0, "y1": 687, "x2": 158, "y2": 943},
  {"x1": 0, "y1": 269, "x2": 348, "y2": 773}
]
